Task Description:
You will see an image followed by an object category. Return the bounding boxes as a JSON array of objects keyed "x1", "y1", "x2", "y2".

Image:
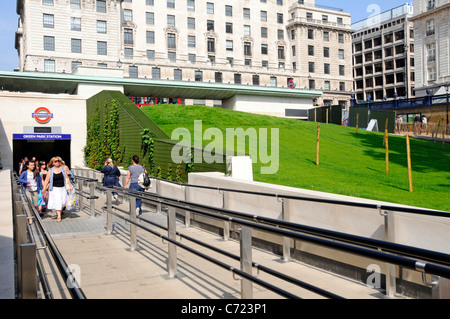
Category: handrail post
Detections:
[
  {"x1": 106, "y1": 189, "x2": 113, "y2": 235},
  {"x1": 281, "y1": 198, "x2": 291, "y2": 262},
  {"x1": 432, "y1": 277, "x2": 450, "y2": 299},
  {"x1": 184, "y1": 185, "x2": 191, "y2": 227},
  {"x1": 89, "y1": 180, "x2": 96, "y2": 218},
  {"x1": 240, "y1": 225, "x2": 253, "y2": 299},
  {"x1": 19, "y1": 243, "x2": 37, "y2": 299},
  {"x1": 129, "y1": 196, "x2": 137, "y2": 251},
  {"x1": 167, "y1": 206, "x2": 178, "y2": 278},
  {"x1": 77, "y1": 177, "x2": 84, "y2": 211},
  {"x1": 221, "y1": 190, "x2": 230, "y2": 241},
  {"x1": 383, "y1": 209, "x2": 397, "y2": 297}
]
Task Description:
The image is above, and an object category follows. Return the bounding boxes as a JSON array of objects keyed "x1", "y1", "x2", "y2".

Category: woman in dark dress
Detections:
[{"x1": 101, "y1": 158, "x2": 121, "y2": 204}]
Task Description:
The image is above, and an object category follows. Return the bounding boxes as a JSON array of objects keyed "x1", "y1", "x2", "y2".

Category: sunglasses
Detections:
[{"x1": 54, "y1": 160, "x2": 60, "y2": 163}]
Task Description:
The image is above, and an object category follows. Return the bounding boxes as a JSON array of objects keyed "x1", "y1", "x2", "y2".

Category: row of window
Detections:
[
  {"x1": 43, "y1": 14, "x2": 108, "y2": 33},
  {"x1": 43, "y1": 0, "x2": 108, "y2": 12},
  {"x1": 43, "y1": 36, "x2": 108, "y2": 55}
]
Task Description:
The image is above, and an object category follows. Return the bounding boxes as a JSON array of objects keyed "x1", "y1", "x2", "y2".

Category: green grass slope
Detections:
[{"x1": 141, "y1": 104, "x2": 450, "y2": 212}]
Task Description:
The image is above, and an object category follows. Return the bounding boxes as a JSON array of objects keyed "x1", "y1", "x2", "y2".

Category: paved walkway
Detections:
[
  {"x1": 35, "y1": 196, "x2": 395, "y2": 300},
  {"x1": 0, "y1": 169, "x2": 14, "y2": 299}
]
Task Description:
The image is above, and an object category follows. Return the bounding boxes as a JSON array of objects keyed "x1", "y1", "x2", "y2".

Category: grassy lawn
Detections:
[{"x1": 141, "y1": 104, "x2": 450, "y2": 212}]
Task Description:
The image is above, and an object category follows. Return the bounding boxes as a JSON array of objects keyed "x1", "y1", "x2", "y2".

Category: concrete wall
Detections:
[
  {"x1": 222, "y1": 94, "x2": 313, "y2": 118},
  {"x1": 0, "y1": 91, "x2": 87, "y2": 169}
]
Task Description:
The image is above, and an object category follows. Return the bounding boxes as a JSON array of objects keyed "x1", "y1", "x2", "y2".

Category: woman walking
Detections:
[
  {"x1": 101, "y1": 158, "x2": 121, "y2": 204},
  {"x1": 42, "y1": 156, "x2": 73, "y2": 222},
  {"x1": 18, "y1": 160, "x2": 44, "y2": 216},
  {"x1": 39, "y1": 161, "x2": 49, "y2": 212},
  {"x1": 124, "y1": 155, "x2": 146, "y2": 217}
]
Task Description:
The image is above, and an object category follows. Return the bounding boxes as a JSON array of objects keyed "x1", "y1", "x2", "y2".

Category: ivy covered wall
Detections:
[{"x1": 85, "y1": 90, "x2": 226, "y2": 182}]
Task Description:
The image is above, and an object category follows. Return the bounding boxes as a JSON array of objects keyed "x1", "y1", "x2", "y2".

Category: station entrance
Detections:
[{"x1": 12, "y1": 134, "x2": 71, "y2": 173}]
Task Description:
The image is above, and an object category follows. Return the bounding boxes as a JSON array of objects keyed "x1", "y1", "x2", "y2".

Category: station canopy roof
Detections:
[{"x1": 0, "y1": 70, "x2": 322, "y2": 101}]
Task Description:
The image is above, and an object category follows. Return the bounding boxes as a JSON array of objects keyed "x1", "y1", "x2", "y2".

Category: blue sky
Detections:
[{"x1": 0, "y1": 0, "x2": 412, "y2": 71}]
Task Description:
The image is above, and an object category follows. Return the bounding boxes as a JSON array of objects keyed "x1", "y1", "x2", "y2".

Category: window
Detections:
[
  {"x1": 339, "y1": 65, "x2": 345, "y2": 76},
  {"x1": 188, "y1": 54, "x2": 196, "y2": 62},
  {"x1": 244, "y1": 8, "x2": 250, "y2": 19},
  {"x1": 323, "y1": 31, "x2": 329, "y2": 42},
  {"x1": 234, "y1": 73, "x2": 241, "y2": 84},
  {"x1": 71, "y1": 38, "x2": 82, "y2": 53},
  {"x1": 146, "y1": 31, "x2": 155, "y2": 43},
  {"x1": 207, "y1": 20, "x2": 214, "y2": 31},
  {"x1": 167, "y1": 0, "x2": 175, "y2": 8},
  {"x1": 244, "y1": 42, "x2": 252, "y2": 56},
  {"x1": 277, "y1": 13, "x2": 283, "y2": 24},
  {"x1": 147, "y1": 50, "x2": 155, "y2": 60},
  {"x1": 70, "y1": 0, "x2": 81, "y2": 10},
  {"x1": 97, "y1": 20, "x2": 107, "y2": 33},
  {"x1": 308, "y1": 29, "x2": 314, "y2": 39},
  {"x1": 174, "y1": 69, "x2": 182, "y2": 81},
  {"x1": 43, "y1": 36, "x2": 55, "y2": 51},
  {"x1": 207, "y1": 38, "x2": 215, "y2": 53},
  {"x1": 226, "y1": 40, "x2": 233, "y2": 51},
  {"x1": 168, "y1": 52, "x2": 176, "y2": 62},
  {"x1": 309, "y1": 62, "x2": 315, "y2": 73},
  {"x1": 167, "y1": 33, "x2": 176, "y2": 49},
  {"x1": 324, "y1": 63, "x2": 330, "y2": 74},
  {"x1": 207, "y1": 2, "x2": 214, "y2": 14},
  {"x1": 426, "y1": 20, "x2": 435, "y2": 35},
  {"x1": 167, "y1": 15, "x2": 175, "y2": 26},
  {"x1": 43, "y1": 0, "x2": 54, "y2": 6},
  {"x1": 97, "y1": 0, "x2": 106, "y2": 13},
  {"x1": 44, "y1": 59, "x2": 55, "y2": 72},
  {"x1": 292, "y1": 45, "x2": 296, "y2": 56},
  {"x1": 427, "y1": 43, "x2": 436, "y2": 62},
  {"x1": 97, "y1": 41, "x2": 107, "y2": 55},
  {"x1": 152, "y1": 67, "x2": 161, "y2": 79},
  {"x1": 339, "y1": 82, "x2": 345, "y2": 91},
  {"x1": 187, "y1": 0, "x2": 195, "y2": 11},
  {"x1": 43, "y1": 14, "x2": 54, "y2": 28},
  {"x1": 308, "y1": 45, "x2": 314, "y2": 56},
  {"x1": 147, "y1": 12, "x2": 154, "y2": 25},
  {"x1": 324, "y1": 81, "x2": 330, "y2": 90},
  {"x1": 226, "y1": 22, "x2": 233, "y2": 34},
  {"x1": 124, "y1": 29, "x2": 133, "y2": 45},
  {"x1": 215, "y1": 72, "x2": 222, "y2": 83},
  {"x1": 277, "y1": 29, "x2": 284, "y2": 40},
  {"x1": 261, "y1": 44, "x2": 268, "y2": 55},
  {"x1": 270, "y1": 76, "x2": 277, "y2": 87},
  {"x1": 129, "y1": 66, "x2": 138, "y2": 78},
  {"x1": 71, "y1": 17, "x2": 81, "y2": 31},
  {"x1": 261, "y1": 27, "x2": 268, "y2": 38},
  {"x1": 188, "y1": 17, "x2": 195, "y2": 29},
  {"x1": 225, "y1": 5, "x2": 232, "y2": 17},
  {"x1": 124, "y1": 48, "x2": 133, "y2": 58},
  {"x1": 261, "y1": 11, "x2": 267, "y2": 22},
  {"x1": 338, "y1": 49, "x2": 345, "y2": 60},
  {"x1": 338, "y1": 33, "x2": 344, "y2": 44},
  {"x1": 323, "y1": 47, "x2": 329, "y2": 58},
  {"x1": 188, "y1": 35, "x2": 196, "y2": 47},
  {"x1": 123, "y1": 9, "x2": 133, "y2": 22},
  {"x1": 72, "y1": 61, "x2": 82, "y2": 71},
  {"x1": 337, "y1": 17, "x2": 343, "y2": 24},
  {"x1": 252, "y1": 75, "x2": 260, "y2": 86},
  {"x1": 309, "y1": 79, "x2": 315, "y2": 89},
  {"x1": 278, "y1": 46, "x2": 285, "y2": 59},
  {"x1": 244, "y1": 25, "x2": 251, "y2": 36},
  {"x1": 195, "y1": 70, "x2": 203, "y2": 82}
]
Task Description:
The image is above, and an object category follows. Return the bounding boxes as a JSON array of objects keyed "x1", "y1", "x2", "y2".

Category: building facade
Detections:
[
  {"x1": 411, "y1": 0, "x2": 450, "y2": 97},
  {"x1": 15, "y1": 0, "x2": 352, "y2": 107},
  {"x1": 352, "y1": 4, "x2": 415, "y2": 102}
]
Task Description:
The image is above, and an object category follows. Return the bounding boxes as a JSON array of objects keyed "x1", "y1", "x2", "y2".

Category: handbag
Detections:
[
  {"x1": 138, "y1": 166, "x2": 151, "y2": 189},
  {"x1": 65, "y1": 189, "x2": 79, "y2": 211}
]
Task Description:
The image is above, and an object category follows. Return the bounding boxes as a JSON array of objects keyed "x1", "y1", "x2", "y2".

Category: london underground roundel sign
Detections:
[
  {"x1": 288, "y1": 79, "x2": 296, "y2": 89},
  {"x1": 32, "y1": 107, "x2": 53, "y2": 124}
]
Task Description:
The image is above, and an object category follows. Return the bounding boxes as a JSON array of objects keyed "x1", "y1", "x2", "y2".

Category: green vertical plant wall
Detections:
[{"x1": 85, "y1": 90, "x2": 226, "y2": 183}]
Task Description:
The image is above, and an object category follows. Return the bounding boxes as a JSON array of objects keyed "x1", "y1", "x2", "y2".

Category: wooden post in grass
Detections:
[
  {"x1": 385, "y1": 129, "x2": 389, "y2": 175},
  {"x1": 326, "y1": 108, "x2": 329, "y2": 125},
  {"x1": 356, "y1": 113, "x2": 359, "y2": 136},
  {"x1": 316, "y1": 124, "x2": 320, "y2": 166},
  {"x1": 314, "y1": 108, "x2": 317, "y2": 122},
  {"x1": 406, "y1": 134, "x2": 413, "y2": 192}
]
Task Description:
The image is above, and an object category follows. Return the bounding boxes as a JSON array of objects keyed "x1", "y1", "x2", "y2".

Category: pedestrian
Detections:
[
  {"x1": 396, "y1": 115, "x2": 402, "y2": 133},
  {"x1": 39, "y1": 161, "x2": 49, "y2": 212},
  {"x1": 19, "y1": 156, "x2": 28, "y2": 175},
  {"x1": 124, "y1": 155, "x2": 147, "y2": 217},
  {"x1": 42, "y1": 156, "x2": 73, "y2": 223},
  {"x1": 18, "y1": 160, "x2": 44, "y2": 216},
  {"x1": 101, "y1": 158, "x2": 121, "y2": 204},
  {"x1": 422, "y1": 115, "x2": 428, "y2": 135}
]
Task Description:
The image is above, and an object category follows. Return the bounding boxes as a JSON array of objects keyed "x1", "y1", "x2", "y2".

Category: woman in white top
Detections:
[{"x1": 42, "y1": 156, "x2": 73, "y2": 223}]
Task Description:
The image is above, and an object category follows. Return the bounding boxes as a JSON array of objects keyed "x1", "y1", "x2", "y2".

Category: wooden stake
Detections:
[
  {"x1": 314, "y1": 108, "x2": 317, "y2": 122},
  {"x1": 356, "y1": 113, "x2": 359, "y2": 136},
  {"x1": 316, "y1": 123, "x2": 320, "y2": 166},
  {"x1": 326, "y1": 108, "x2": 329, "y2": 125},
  {"x1": 406, "y1": 134, "x2": 413, "y2": 192},
  {"x1": 385, "y1": 129, "x2": 389, "y2": 175}
]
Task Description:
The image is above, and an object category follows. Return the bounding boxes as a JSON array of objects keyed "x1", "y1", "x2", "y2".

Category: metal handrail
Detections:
[
  {"x1": 103, "y1": 201, "x2": 303, "y2": 299},
  {"x1": 119, "y1": 187, "x2": 450, "y2": 279},
  {"x1": 118, "y1": 186, "x2": 450, "y2": 267},
  {"x1": 12, "y1": 172, "x2": 86, "y2": 299}
]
